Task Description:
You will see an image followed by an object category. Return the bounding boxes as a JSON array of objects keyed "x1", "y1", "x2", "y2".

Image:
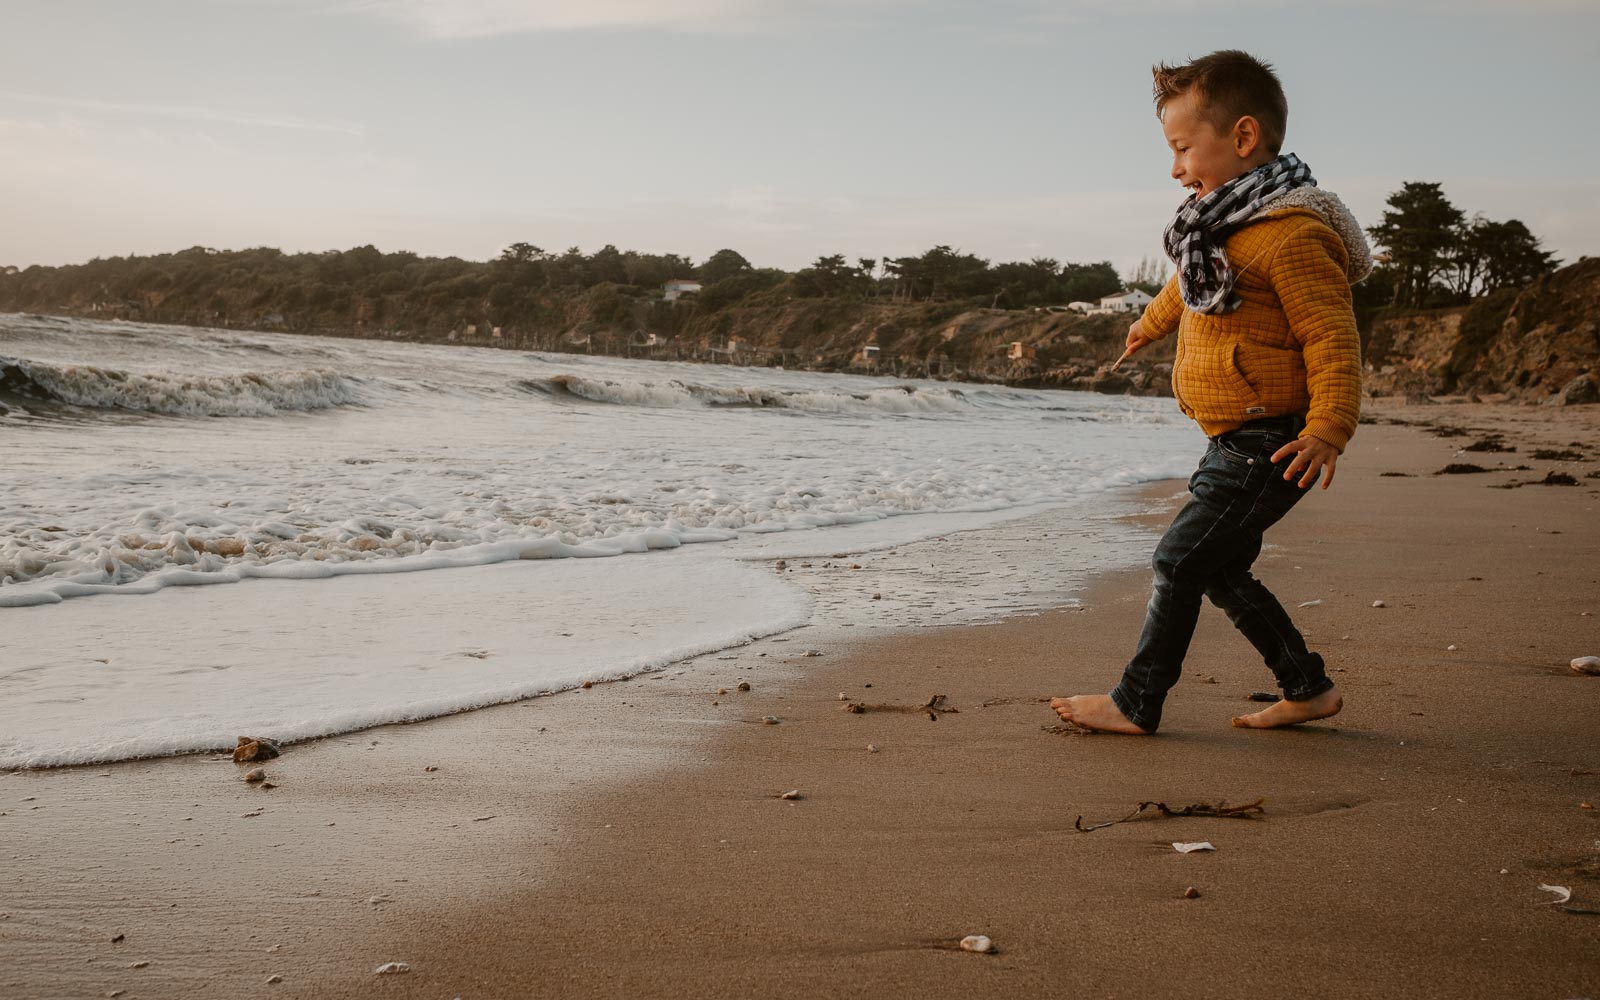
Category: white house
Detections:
[
  {"x1": 663, "y1": 279, "x2": 703, "y2": 302},
  {"x1": 1065, "y1": 301, "x2": 1098, "y2": 314},
  {"x1": 1093, "y1": 289, "x2": 1153, "y2": 314}
]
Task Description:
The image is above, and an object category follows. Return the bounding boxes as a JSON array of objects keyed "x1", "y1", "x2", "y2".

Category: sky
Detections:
[{"x1": 2, "y1": 0, "x2": 1597, "y2": 277}]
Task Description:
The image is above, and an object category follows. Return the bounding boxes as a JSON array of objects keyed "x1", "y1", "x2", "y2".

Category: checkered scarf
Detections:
[{"x1": 1162, "y1": 153, "x2": 1316, "y2": 315}]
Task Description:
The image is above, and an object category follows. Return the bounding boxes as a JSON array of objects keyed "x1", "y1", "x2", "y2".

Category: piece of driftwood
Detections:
[
  {"x1": 843, "y1": 694, "x2": 958, "y2": 722},
  {"x1": 1075, "y1": 798, "x2": 1266, "y2": 833}
]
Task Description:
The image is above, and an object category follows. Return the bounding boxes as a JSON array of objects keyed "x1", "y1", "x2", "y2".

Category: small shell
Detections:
[
  {"x1": 866, "y1": 744, "x2": 880, "y2": 753},
  {"x1": 778, "y1": 789, "x2": 802, "y2": 800},
  {"x1": 1446, "y1": 644, "x2": 1458, "y2": 651},
  {"x1": 244, "y1": 768, "x2": 266, "y2": 783},
  {"x1": 374, "y1": 962, "x2": 411, "y2": 975},
  {"x1": 761, "y1": 716, "x2": 780, "y2": 725},
  {"x1": 1371, "y1": 599, "x2": 1387, "y2": 608},
  {"x1": 737, "y1": 681, "x2": 751, "y2": 692},
  {"x1": 959, "y1": 935, "x2": 996, "y2": 954},
  {"x1": 1570, "y1": 656, "x2": 1600, "y2": 676}
]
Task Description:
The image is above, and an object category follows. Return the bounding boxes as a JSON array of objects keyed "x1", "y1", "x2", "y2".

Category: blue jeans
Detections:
[{"x1": 1110, "y1": 415, "x2": 1335, "y2": 732}]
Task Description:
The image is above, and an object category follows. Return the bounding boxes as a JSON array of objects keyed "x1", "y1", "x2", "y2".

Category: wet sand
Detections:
[{"x1": 4, "y1": 400, "x2": 1599, "y2": 999}]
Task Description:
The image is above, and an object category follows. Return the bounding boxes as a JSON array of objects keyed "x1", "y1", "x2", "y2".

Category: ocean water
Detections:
[{"x1": 0, "y1": 314, "x2": 1201, "y2": 768}]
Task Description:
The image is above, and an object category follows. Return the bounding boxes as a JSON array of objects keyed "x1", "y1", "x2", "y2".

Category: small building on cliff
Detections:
[
  {"x1": 663, "y1": 279, "x2": 703, "y2": 301},
  {"x1": 1094, "y1": 289, "x2": 1153, "y2": 314}
]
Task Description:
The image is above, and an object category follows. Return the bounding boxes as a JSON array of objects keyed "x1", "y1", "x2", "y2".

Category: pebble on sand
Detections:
[
  {"x1": 1371, "y1": 600, "x2": 1387, "y2": 608},
  {"x1": 374, "y1": 962, "x2": 412, "y2": 975},
  {"x1": 1571, "y1": 656, "x2": 1600, "y2": 676},
  {"x1": 267, "y1": 975, "x2": 283, "y2": 985},
  {"x1": 761, "y1": 716, "x2": 780, "y2": 725},
  {"x1": 1446, "y1": 644, "x2": 1459, "y2": 651},
  {"x1": 737, "y1": 681, "x2": 751, "y2": 692},
  {"x1": 1183, "y1": 886, "x2": 1202, "y2": 899},
  {"x1": 867, "y1": 744, "x2": 880, "y2": 753},
  {"x1": 244, "y1": 768, "x2": 266, "y2": 783},
  {"x1": 777, "y1": 789, "x2": 802, "y2": 800},
  {"x1": 959, "y1": 935, "x2": 997, "y2": 954}
]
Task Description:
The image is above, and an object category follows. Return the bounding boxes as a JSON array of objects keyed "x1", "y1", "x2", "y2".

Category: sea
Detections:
[{"x1": 0, "y1": 313, "x2": 1201, "y2": 769}]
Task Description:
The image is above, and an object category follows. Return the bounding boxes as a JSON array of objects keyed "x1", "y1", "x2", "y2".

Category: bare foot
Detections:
[
  {"x1": 1231, "y1": 688, "x2": 1343, "y2": 729},
  {"x1": 1048, "y1": 695, "x2": 1150, "y2": 735}
]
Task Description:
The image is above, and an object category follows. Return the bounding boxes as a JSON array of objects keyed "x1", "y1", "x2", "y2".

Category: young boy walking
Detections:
[{"x1": 1052, "y1": 50, "x2": 1369, "y2": 734}]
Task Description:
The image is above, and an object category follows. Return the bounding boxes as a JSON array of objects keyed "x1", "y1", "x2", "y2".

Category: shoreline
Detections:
[{"x1": 4, "y1": 400, "x2": 1599, "y2": 998}]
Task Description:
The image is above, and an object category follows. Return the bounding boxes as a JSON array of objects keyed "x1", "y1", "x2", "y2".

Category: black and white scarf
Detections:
[{"x1": 1162, "y1": 152, "x2": 1316, "y2": 315}]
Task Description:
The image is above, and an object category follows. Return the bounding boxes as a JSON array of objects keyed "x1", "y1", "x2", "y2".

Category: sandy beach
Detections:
[{"x1": 4, "y1": 399, "x2": 1598, "y2": 1000}]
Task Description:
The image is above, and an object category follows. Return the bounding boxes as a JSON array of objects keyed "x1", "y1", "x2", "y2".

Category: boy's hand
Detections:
[
  {"x1": 1271, "y1": 435, "x2": 1340, "y2": 490},
  {"x1": 1124, "y1": 319, "x2": 1153, "y2": 356}
]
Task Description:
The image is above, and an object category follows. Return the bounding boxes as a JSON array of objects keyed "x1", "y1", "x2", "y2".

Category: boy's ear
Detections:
[{"x1": 1232, "y1": 115, "x2": 1262, "y2": 158}]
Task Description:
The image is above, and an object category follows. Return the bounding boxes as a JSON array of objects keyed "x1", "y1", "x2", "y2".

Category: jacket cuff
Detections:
[{"x1": 1302, "y1": 418, "x2": 1353, "y2": 454}]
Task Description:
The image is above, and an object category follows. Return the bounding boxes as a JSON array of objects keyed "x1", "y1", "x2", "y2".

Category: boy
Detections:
[{"x1": 1051, "y1": 50, "x2": 1369, "y2": 734}]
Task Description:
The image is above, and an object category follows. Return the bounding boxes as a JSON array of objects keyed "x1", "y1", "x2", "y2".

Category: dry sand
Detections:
[{"x1": 3, "y1": 400, "x2": 1599, "y2": 1000}]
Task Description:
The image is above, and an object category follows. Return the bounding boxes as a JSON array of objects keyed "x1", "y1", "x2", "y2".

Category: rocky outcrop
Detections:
[
  {"x1": 1470, "y1": 258, "x2": 1600, "y2": 402},
  {"x1": 1365, "y1": 258, "x2": 1599, "y2": 402}
]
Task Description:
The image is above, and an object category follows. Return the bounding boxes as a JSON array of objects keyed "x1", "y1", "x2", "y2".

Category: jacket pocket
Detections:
[
  {"x1": 1233, "y1": 341, "x2": 1308, "y2": 415},
  {"x1": 1174, "y1": 342, "x2": 1263, "y2": 422}
]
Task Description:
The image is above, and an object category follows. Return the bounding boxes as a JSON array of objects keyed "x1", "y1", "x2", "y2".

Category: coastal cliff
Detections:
[
  {"x1": 5, "y1": 254, "x2": 1596, "y2": 401},
  {"x1": 1364, "y1": 257, "x2": 1600, "y2": 404}
]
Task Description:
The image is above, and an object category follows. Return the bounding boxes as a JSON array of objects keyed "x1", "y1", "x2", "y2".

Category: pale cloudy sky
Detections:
[{"x1": 2, "y1": 0, "x2": 1596, "y2": 274}]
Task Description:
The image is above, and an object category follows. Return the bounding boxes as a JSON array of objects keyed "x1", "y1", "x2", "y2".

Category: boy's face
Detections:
[{"x1": 1161, "y1": 89, "x2": 1263, "y2": 199}]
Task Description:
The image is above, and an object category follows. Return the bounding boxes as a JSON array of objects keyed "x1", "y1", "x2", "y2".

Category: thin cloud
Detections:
[
  {"x1": 0, "y1": 91, "x2": 365, "y2": 136},
  {"x1": 335, "y1": 0, "x2": 892, "y2": 38}
]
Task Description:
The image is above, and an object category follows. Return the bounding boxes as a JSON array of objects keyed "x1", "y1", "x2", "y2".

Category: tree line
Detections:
[
  {"x1": 0, "y1": 179, "x2": 1559, "y2": 340},
  {"x1": 1365, "y1": 181, "x2": 1558, "y2": 309},
  {"x1": 0, "y1": 240, "x2": 1133, "y2": 337}
]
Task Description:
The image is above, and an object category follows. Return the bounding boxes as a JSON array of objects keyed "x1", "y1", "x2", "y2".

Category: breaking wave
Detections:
[
  {"x1": 518, "y1": 374, "x2": 971, "y2": 414},
  {"x1": 0, "y1": 357, "x2": 362, "y2": 418}
]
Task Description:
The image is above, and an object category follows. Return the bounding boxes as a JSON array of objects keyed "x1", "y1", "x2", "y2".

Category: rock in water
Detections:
[
  {"x1": 374, "y1": 962, "x2": 411, "y2": 975},
  {"x1": 233, "y1": 736, "x2": 282, "y2": 762},
  {"x1": 1572, "y1": 656, "x2": 1600, "y2": 676},
  {"x1": 959, "y1": 935, "x2": 996, "y2": 954}
]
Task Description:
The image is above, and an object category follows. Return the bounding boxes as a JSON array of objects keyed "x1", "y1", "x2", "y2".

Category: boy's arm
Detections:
[
  {"x1": 1273, "y1": 220, "x2": 1363, "y2": 454},
  {"x1": 1137, "y1": 272, "x2": 1184, "y2": 341}
]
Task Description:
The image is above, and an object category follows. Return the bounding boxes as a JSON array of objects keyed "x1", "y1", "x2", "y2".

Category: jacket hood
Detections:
[{"x1": 1253, "y1": 186, "x2": 1373, "y2": 285}]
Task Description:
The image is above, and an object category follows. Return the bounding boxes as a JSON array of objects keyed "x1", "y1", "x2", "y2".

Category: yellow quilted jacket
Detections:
[{"x1": 1140, "y1": 204, "x2": 1364, "y2": 452}]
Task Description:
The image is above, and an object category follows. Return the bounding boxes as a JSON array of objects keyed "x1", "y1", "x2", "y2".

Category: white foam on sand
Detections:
[{"x1": 0, "y1": 554, "x2": 809, "y2": 770}]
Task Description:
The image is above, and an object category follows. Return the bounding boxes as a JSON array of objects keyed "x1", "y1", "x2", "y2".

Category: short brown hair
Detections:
[{"x1": 1153, "y1": 50, "x2": 1288, "y2": 154}]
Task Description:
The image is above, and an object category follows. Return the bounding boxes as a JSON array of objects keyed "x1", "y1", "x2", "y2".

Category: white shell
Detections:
[
  {"x1": 1173, "y1": 841, "x2": 1216, "y2": 853},
  {"x1": 959, "y1": 935, "x2": 995, "y2": 953},
  {"x1": 374, "y1": 962, "x2": 411, "y2": 975},
  {"x1": 1371, "y1": 600, "x2": 1387, "y2": 608},
  {"x1": 1570, "y1": 655, "x2": 1600, "y2": 675}
]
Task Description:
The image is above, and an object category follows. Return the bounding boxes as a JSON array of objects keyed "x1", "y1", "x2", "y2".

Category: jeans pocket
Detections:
[{"x1": 1215, "y1": 431, "x2": 1269, "y2": 464}]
